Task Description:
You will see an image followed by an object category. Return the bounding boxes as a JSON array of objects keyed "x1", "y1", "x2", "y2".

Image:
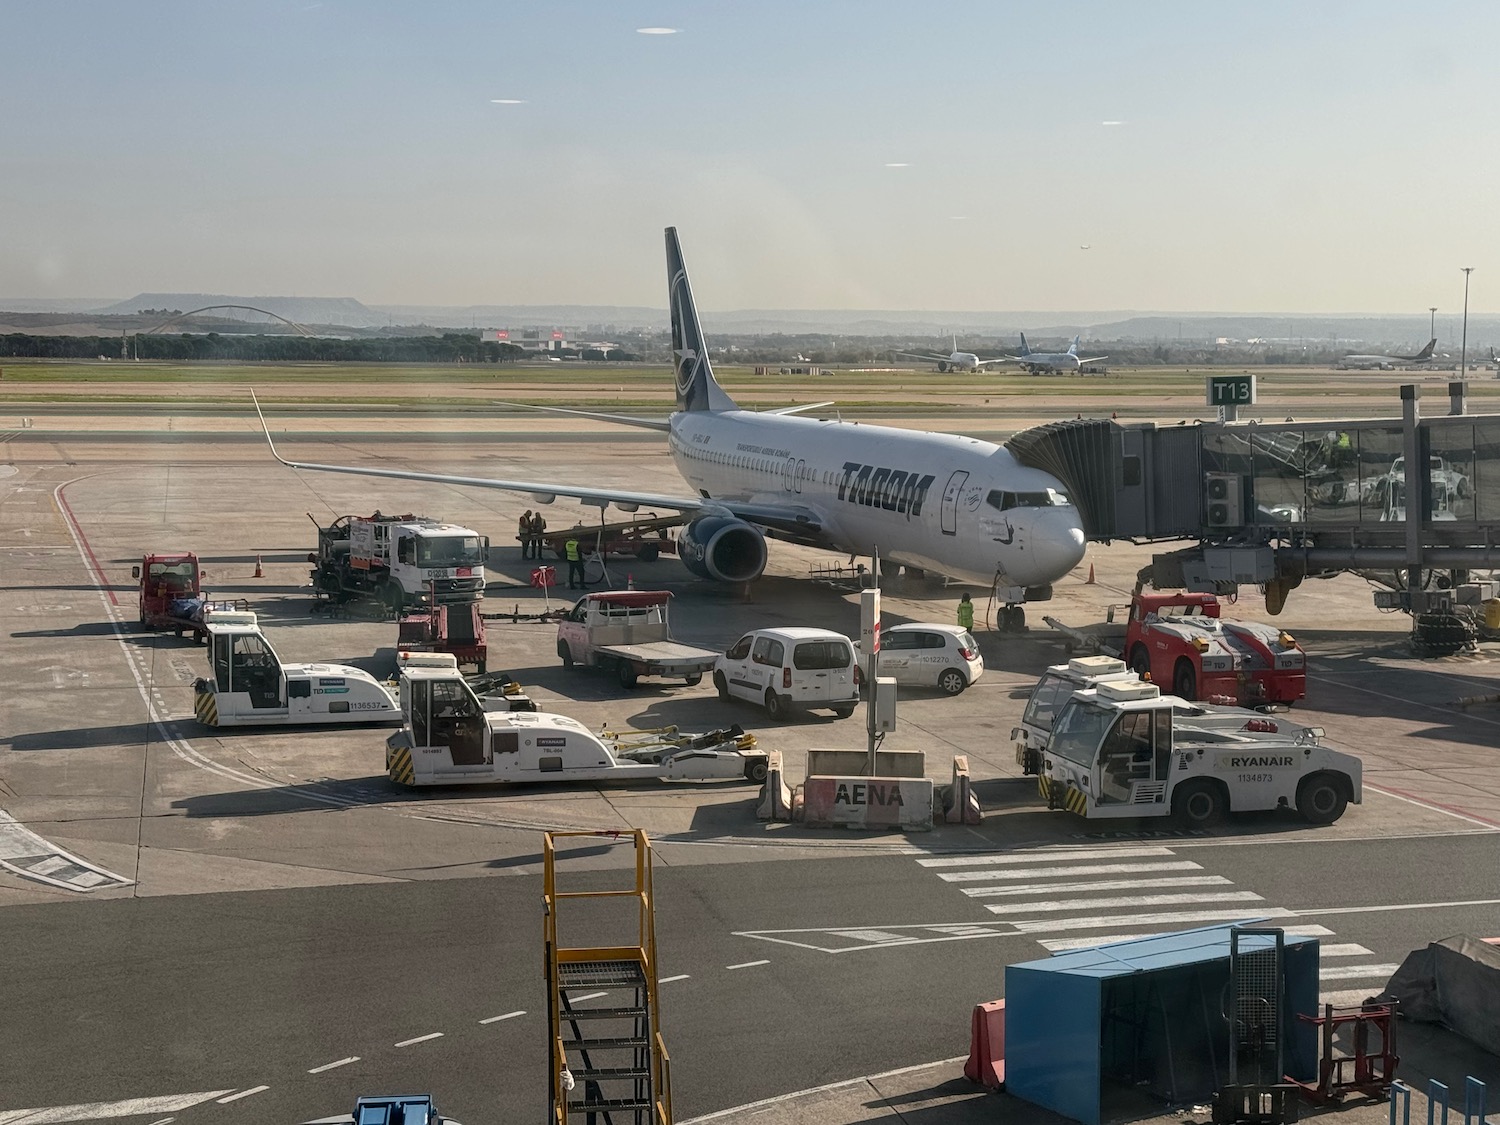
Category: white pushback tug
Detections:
[
  {"x1": 193, "y1": 608, "x2": 400, "y2": 727},
  {"x1": 1038, "y1": 677, "x2": 1361, "y2": 827},
  {"x1": 386, "y1": 652, "x2": 769, "y2": 787}
]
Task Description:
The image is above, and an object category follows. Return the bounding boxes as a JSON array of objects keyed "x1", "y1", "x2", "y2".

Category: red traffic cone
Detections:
[
  {"x1": 1085, "y1": 563, "x2": 1096, "y2": 585},
  {"x1": 626, "y1": 573, "x2": 635, "y2": 590},
  {"x1": 254, "y1": 554, "x2": 264, "y2": 578}
]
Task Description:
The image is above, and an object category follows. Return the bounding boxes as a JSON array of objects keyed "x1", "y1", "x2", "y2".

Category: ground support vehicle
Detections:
[
  {"x1": 1123, "y1": 591, "x2": 1305, "y2": 705},
  {"x1": 134, "y1": 553, "x2": 249, "y2": 640},
  {"x1": 714, "y1": 627, "x2": 860, "y2": 720},
  {"x1": 537, "y1": 514, "x2": 681, "y2": 562},
  {"x1": 1037, "y1": 679, "x2": 1360, "y2": 828},
  {"x1": 397, "y1": 602, "x2": 487, "y2": 673},
  {"x1": 192, "y1": 609, "x2": 400, "y2": 727},
  {"x1": 854, "y1": 622, "x2": 983, "y2": 696},
  {"x1": 1013, "y1": 656, "x2": 1141, "y2": 775},
  {"x1": 386, "y1": 660, "x2": 767, "y2": 787},
  {"x1": 556, "y1": 590, "x2": 718, "y2": 688},
  {"x1": 309, "y1": 512, "x2": 487, "y2": 613},
  {"x1": 1048, "y1": 590, "x2": 1305, "y2": 706}
]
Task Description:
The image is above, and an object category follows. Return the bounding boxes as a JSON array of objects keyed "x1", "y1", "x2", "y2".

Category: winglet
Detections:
[{"x1": 250, "y1": 389, "x2": 293, "y2": 467}]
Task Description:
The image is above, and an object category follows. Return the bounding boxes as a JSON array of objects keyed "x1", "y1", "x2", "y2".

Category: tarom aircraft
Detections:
[
  {"x1": 897, "y1": 336, "x2": 1010, "y2": 372},
  {"x1": 254, "y1": 229, "x2": 1088, "y2": 629},
  {"x1": 1010, "y1": 333, "x2": 1109, "y2": 374},
  {"x1": 1335, "y1": 339, "x2": 1437, "y2": 371}
]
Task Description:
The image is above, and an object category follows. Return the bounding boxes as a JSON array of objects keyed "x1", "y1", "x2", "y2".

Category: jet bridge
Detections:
[{"x1": 1008, "y1": 382, "x2": 1500, "y2": 649}]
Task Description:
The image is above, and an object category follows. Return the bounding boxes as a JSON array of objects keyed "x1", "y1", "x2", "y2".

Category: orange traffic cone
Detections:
[
  {"x1": 1085, "y1": 563, "x2": 1095, "y2": 585},
  {"x1": 254, "y1": 554, "x2": 264, "y2": 578}
]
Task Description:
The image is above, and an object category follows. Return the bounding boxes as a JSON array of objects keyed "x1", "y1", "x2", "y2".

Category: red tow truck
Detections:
[
  {"x1": 134, "y1": 552, "x2": 247, "y2": 642},
  {"x1": 396, "y1": 601, "x2": 488, "y2": 673},
  {"x1": 135, "y1": 553, "x2": 204, "y2": 637},
  {"x1": 1123, "y1": 590, "x2": 1306, "y2": 706}
]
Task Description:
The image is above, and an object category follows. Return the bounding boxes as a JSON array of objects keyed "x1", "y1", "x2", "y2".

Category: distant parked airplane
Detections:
[
  {"x1": 1011, "y1": 333, "x2": 1108, "y2": 374},
  {"x1": 897, "y1": 336, "x2": 1009, "y2": 373},
  {"x1": 1335, "y1": 339, "x2": 1437, "y2": 371}
]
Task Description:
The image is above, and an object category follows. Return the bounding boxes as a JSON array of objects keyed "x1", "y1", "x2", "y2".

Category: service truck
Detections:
[
  {"x1": 555, "y1": 590, "x2": 720, "y2": 689},
  {"x1": 133, "y1": 553, "x2": 247, "y2": 641},
  {"x1": 385, "y1": 655, "x2": 767, "y2": 787},
  {"x1": 1036, "y1": 678, "x2": 1360, "y2": 828},
  {"x1": 193, "y1": 608, "x2": 401, "y2": 727},
  {"x1": 397, "y1": 602, "x2": 487, "y2": 673},
  {"x1": 1123, "y1": 591, "x2": 1305, "y2": 705},
  {"x1": 309, "y1": 512, "x2": 488, "y2": 612}
]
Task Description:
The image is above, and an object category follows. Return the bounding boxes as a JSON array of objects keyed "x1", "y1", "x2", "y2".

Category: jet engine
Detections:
[{"x1": 678, "y1": 516, "x2": 768, "y2": 583}]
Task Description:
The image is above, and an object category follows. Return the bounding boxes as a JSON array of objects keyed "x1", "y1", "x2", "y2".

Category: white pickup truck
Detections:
[{"x1": 556, "y1": 591, "x2": 721, "y2": 689}]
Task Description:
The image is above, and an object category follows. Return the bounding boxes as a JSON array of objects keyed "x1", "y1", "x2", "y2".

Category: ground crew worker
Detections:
[
  {"x1": 519, "y1": 510, "x2": 534, "y2": 559},
  {"x1": 565, "y1": 534, "x2": 585, "y2": 589},
  {"x1": 529, "y1": 511, "x2": 547, "y2": 558},
  {"x1": 957, "y1": 592, "x2": 974, "y2": 630}
]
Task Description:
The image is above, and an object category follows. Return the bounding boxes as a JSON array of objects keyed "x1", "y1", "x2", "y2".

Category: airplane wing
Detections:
[
  {"x1": 972, "y1": 357, "x2": 1011, "y2": 368},
  {"x1": 1077, "y1": 355, "x2": 1109, "y2": 365},
  {"x1": 251, "y1": 392, "x2": 824, "y2": 536},
  {"x1": 895, "y1": 351, "x2": 949, "y2": 362}
]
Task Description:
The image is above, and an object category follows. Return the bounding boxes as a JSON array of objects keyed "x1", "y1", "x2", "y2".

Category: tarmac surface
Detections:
[{"x1": 2, "y1": 391, "x2": 1499, "y2": 1123}]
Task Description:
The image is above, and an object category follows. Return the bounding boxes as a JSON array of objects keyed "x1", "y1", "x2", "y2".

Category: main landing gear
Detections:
[{"x1": 997, "y1": 605, "x2": 1027, "y2": 633}]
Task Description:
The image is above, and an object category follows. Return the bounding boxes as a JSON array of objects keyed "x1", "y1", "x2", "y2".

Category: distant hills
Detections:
[{"x1": 1, "y1": 294, "x2": 1494, "y2": 347}]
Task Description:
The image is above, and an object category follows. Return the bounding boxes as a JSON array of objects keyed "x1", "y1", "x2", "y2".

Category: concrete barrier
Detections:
[
  {"x1": 964, "y1": 999, "x2": 1006, "y2": 1089},
  {"x1": 799, "y1": 775, "x2": 934, "y2": 831},
  {"x1": 805, "y1": 748, "x2": 926, "y2": 778},
  {"x1": 943, "y1": 754, "x2": 983, "y2": 825},
  {"x1": 756, "y1": 750, "x2": 793, "y2": 821}
]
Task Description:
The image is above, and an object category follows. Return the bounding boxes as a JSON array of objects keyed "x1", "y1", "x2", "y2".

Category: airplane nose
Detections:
[{"x1": 1026, "y1": 509, "x2": 1088, "y2": 584}]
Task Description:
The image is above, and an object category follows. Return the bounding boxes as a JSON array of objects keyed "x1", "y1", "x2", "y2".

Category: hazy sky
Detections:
[{"x1": 4, "y1": 1, "x2": 1497, "y2": 313}]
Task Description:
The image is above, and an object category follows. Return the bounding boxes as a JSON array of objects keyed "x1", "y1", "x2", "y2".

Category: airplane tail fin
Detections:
[
  {"x1": 666, "y1": 227, "x2": 737, "y2": 413},
  {"x1": 1413, "y1": 338, "x2": 1436, "y2": 362},
  {"x1": 952, "y1": 333, "x2": 958, "y2": 353},
  {"x1": 1068, "y1": 335, "x2": 1081, "y2": 355},
  {"x1": 1018, "y1": 332, "x2": 1031, "y2": 356}
]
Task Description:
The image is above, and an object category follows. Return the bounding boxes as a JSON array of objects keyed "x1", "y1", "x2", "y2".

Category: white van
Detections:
[{"x1": 713, "y1": 627, "x2": 860, "y2": 720}]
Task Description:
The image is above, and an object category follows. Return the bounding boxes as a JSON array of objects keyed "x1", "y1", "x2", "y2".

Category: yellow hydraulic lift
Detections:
[{"x1": 545, "y1": 830, "x2": 673, "y2": 1125}]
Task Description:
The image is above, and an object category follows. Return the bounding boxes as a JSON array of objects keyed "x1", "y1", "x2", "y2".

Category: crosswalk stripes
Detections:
[{"x1": 916, "y1": 846, "x2": 1396, "y2": 994}]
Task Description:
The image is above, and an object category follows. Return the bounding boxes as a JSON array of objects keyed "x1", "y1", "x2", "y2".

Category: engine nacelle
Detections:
[{"x1": 678, "y1": 516, "x2": 768, "y2": 583}]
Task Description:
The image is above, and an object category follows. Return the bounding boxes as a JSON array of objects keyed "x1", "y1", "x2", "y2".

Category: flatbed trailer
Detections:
[
  {"x1": 557, "y1": 590, "x2": 719, "y2": 688},
  {"x1": 536, "y1": 515, "x2": 682, "y2": 562}
]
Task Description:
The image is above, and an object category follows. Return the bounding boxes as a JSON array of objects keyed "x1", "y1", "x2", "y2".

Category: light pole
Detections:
[
  {"x1": 1460, "y1": 268, "x2": 1474, "y2": 378},
  {"x1": 1430, "y1": 306, "x2": 1437, "y2": 341}
]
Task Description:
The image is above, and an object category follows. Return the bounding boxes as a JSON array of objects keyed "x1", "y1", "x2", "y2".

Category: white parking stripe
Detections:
[
  {"x1": 216, "y1": 1086, "x2": 269, "y2": 1104},
  {"x1": 1013, "y1": 907, "x2": 1294, "y2": 934},
  {"x1": 308, "y1": 1057, "x2": 360, "y2": 1074},
  {"x1": 1039, "y1": 923, "x2": 1337, "y2": 953},
  {"x1": 479, "y1": 1011, "x2": 526, "y2": 1024},
  {"x1": 987, "y1": 891, "x2": 1263, "y2": 917},
  {"x1": 918, "y1": 846, "x2": 1175, "y2": 868},
  {"x1": 727, "y1": 960, "x2": 770, "y2": 970},
  {"x1": 394, "y1": 1033, "x2": 443, "y2": 1047},
  {"x1": 1320, "y1": 963, "x2": 1399, "y2": 981},
  {"x1": 569, "y1": 992, "x2": 607, "y2": 1003},
  {"x1": 964, "y1": 875, "x2": 1231, "y2": 898},
  {"x1": 1320, "y1": 944, "x2": 1375, "y2": 959},
  {"x1": 658, "y1": 974, "x2": 691, "y2": 984},
  {"x1": 0, "y1": 1092, "x2": 234, "y2": 1123},
  {"x1": 940, "y1": 860, "x2": 1202, "y2": 883}
]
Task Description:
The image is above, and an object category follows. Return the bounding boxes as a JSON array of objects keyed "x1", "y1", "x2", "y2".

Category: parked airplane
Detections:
[
  {"x1": 1335, "y1": 339, "x2": 1437, "y2": 371},
  {"x1": 1011, "y1": 333, "x2": 1109, "y2": 374},
  {"x1": 897, "y1": 336, "x2": 1010, "y2": 372},
  {"x1": 254, "y1": 229, "x2": 1087, "y2": 629}
]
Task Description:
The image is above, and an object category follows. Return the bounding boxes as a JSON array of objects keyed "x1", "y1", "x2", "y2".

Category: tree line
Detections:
[{"x1": 0, "y1": 332, "x2": 555, "y2": 363}]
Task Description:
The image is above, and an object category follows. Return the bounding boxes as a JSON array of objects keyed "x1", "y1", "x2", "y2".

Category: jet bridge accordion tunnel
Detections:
[
  {"x1": 1004, "y1": 924, "x2": 1320, "y2": 1125},
  {"x1": 1007, "y1": 386, "x2": 1500, "y2": 601}
]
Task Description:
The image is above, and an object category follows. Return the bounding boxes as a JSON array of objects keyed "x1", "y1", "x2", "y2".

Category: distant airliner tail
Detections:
[
  {"x1": 1018, "y1": 332, "x2": 1032, "y2": 356},
  {"x1": 667, "y1": 227, "x2": 738, "y2": 413},
  {"x1": 1410, "y1": 338, "x2": 1437, "y2": 362},
  {"x1": 1068, "y1": 335, "x2": 1081, "y2": 355}
]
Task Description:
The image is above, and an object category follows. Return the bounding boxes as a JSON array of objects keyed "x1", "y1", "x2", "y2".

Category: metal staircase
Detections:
[{"x1": 545, "y1": 830, "x2": 672, "y2": 1125}]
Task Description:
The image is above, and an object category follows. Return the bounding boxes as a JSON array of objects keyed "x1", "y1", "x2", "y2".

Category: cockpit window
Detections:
[{"x1": 986, "y1": 489, "x2": 1070, "y2": 511}]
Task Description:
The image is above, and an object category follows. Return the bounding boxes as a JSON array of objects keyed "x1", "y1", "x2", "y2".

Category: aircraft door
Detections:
[
  {"x1": 795, "y1": 459, "x2": 805, "y2": 494},
  {"x1": 940, "y1": 470, "x2": 969, "y2": 536},
  {"x1": 783, "y1": 457, "x2": 795, "y2": 492}
]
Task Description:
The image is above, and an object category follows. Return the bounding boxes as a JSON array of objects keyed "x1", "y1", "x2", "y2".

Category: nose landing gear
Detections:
[{"x1": 998, "y1": 605, "x2": 1027, "y2": 632}]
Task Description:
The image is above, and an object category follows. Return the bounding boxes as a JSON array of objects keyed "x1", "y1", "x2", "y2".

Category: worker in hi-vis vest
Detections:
[
  {"x1": 565, "y1": 535, "x2": 585, "y2": 589},
  {"x1": 957, "y1": 592, "x2": 974, "y2": 630}
]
